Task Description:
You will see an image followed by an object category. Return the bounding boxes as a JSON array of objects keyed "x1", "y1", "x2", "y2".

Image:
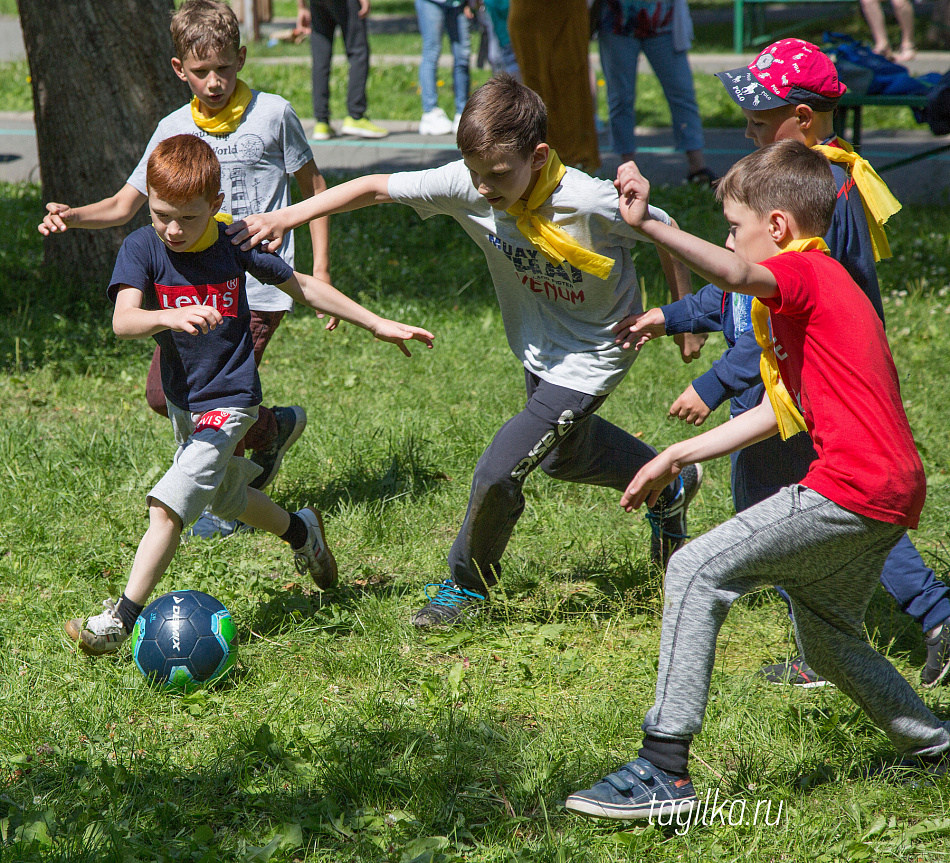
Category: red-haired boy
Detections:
[{"x1": 65, "y1": 135, "x2": 434, "y2": 656}]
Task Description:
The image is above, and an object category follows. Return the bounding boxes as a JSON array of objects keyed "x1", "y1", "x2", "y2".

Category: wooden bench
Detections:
[{"x1": 832, "y1": 92, "x2": 950, "y2": 171}]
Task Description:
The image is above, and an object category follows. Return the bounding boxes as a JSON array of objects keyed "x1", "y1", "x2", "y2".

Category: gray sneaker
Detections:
[
  {"x1": 250, "y1": 406, "x2": 307, "y2": 490},
  {"x1": 922, "y1": 622, "x2": 950, "y2": 687},
  {"x1": 293, "y1": 507, "x2": 338, "y2": 589},
  {"x1": 646, "y1": 463, "x2": 703, "y2": 569},
  {"x1": 65, "y1": 598, "x2": 129, "y2": 656}
]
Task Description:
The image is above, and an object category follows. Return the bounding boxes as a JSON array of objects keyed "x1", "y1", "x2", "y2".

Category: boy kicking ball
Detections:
[
  {"x1": 65, "y1": 135, "x2": 434, "y2": 656},
  {"x1": 565, "y1": 141, "x2": 949, "y2": 820}
]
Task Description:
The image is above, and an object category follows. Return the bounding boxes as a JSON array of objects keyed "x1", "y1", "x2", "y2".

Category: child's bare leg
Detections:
[
  {"x1": 861, "y1": 0, "x2": 891, "y2": 54},
  {"x1": 891, "y1": 0, "x2": 916, "y2": 59},
  {"x1": 124, "y1": 499, "x2": 183, "y2": 605},
  {"x1": 237, "y1": 487, "x2": 291, "y2": 536}
]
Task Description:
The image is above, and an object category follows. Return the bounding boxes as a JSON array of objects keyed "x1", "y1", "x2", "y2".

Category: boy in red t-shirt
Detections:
[{"x1": 565, "y1": 140, "x2": 949, "y2": 821}]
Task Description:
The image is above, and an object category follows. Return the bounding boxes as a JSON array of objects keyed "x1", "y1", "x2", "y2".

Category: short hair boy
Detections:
[
  {"x1": 620, "y1": 38, "x2": 950, "y2": 688},
  {"x1": 227, "y1": 73, "x2": 703, "y2": 628},
  {"x1": 39, "y1": 0, "x2": 330, "y2": 533},
  {"x1": 565, "y1": 141, "x2": 950, "y2": 820},
  {"x1": 65, "y1": 135, "x2": 434, "y2": 656}
]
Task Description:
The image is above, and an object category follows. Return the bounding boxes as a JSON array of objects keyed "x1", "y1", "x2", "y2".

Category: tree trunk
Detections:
[{"x1": 19, "y1": 0, "x2": 190, "y2": 291}]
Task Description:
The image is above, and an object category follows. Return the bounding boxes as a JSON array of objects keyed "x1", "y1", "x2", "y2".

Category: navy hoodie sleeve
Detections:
[
  {"x1": 661, "y1": 283, "x2": 726, "y2": 335},
  {"x1": 690, "y1": 324, "x2": 766, "y2": 414}
]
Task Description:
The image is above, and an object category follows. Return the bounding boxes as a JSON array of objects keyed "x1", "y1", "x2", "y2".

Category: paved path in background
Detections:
[{"x1": 3, "y1": 14, "x2": 950, "y2": 202}]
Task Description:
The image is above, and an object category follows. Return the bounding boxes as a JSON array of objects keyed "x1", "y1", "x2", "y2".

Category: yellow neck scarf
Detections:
[
  {"x1": 751, "y1": 237, "x2": 829, "y2": 440},
  {"x1": 190, "y1": 80, "x2": 252, "y2": 136},
  {"x1": 811, "y1": 137, "x2": 901, "y2": 262},
  {"x1": 506, "y1": 150, "x2": 615, "y2": 280},
  {"x1": 156, "y1": 211, "x2": 233, "y2": 253}
]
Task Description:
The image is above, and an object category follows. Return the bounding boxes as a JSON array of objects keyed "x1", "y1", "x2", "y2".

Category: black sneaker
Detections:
[
  {"x1": 565, "y1": 757, "x2": 698, "y2": 821},
  {"x1": 646, "y1": 464, "x2": 703, "y2": 569},
  {"x1": 249, "y1": 406, "x2": 307, "y2": 490},
  {"x1": 759, "y1": 656, "x2": 828, "y2": 688},
  {"x1": 410, "y1": 579, "x2": 486, "y2": 628},
  {"x1": 921, "y1": 622, "x2": 950, "y2": 687}
]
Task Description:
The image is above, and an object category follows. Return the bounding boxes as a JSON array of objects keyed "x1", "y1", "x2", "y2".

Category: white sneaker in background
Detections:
[{"x1": 419, "y1": 107, "x2": 453, "y2": 136}]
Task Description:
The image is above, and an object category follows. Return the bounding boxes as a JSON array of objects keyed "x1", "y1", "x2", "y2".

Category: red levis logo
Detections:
[
  {"x1": 195, "y1": 410, "x2": 231, "y2": 433},
  {"x1": 155, "y1": 279, "x2": 239, "y2": 317}
]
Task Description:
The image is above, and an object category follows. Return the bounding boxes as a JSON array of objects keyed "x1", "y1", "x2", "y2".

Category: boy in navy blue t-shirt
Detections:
[{"x1": 65, "y1": 135, "x2": 434, "y2": 657}]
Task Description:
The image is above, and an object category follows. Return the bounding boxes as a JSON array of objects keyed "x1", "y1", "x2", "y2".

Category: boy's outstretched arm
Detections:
[
  {"x1": 229, "y1": 174, "x2": 393, "y2": 253},
  {"x1": 112, "y1": 286, "x2": 223, "y2": 340},
  {"x1": 616, "y1": 161, "x2": 778, "y2": 298},
  {"x1": 278, "y1": 271, "x2": 434, "y2": 356},
  {"x1": 39, "y1": 184, "x2": 147, "y2": 235},
  {"x1": 620, "y1": 399, "x2": 778, "y2": 511},
  {"x1": 612, "y1": 306, "x2": 667, "y2": 352}
]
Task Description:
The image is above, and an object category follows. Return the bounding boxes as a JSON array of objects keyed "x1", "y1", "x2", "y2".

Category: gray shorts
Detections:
[{"x1": 148, "y1": 403, "x2": 264, "y2": 527}]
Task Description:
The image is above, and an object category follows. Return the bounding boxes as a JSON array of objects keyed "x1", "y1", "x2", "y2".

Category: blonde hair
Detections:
[
  {"x1": 171, "y1": 0, "x2": 241, "y2": 61},
  {"x1": 716, "y1": 140, "x2": 836, "y2": 237}
]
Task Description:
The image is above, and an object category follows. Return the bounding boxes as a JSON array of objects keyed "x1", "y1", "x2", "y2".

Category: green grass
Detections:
[{"x1": 0, "y1": 177, "x2": 949, "y2": 861}]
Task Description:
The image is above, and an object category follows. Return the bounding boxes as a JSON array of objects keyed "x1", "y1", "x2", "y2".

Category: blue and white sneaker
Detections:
[
  {"x1": 410, "y1": 579, "x2": 486, "y2": 628},
  {"x1": 646, "y1": 463, "x2": 703, "y2": 569},
  {"x1": 250, "y1": 406, "x2": 307, "y2": 491},
  {"x1": 187, "y1": 511, "x2": 250, "y2": 540},
  {"x1": 565, "y1": 757, "x2": 697, "y2": 821}
]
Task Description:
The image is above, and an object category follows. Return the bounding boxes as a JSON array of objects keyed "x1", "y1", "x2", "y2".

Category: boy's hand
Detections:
[
  {"x1": 312, "y1": 268, "x2": 341, "y2": 331},
  {"x1": 620, "y1": 451, "x2": 680, "y2": 511},
  {"x1": 370, "y1": 319, "x2": 435, "y2": 357},
  {"x1": 39, "y1": 202, "x2": 75, "y2": 235},
  {"x1": 673, "y1": 332, "x2": 707, "y2": 363},
  {"x1": 612, "y1": 307, "x2": 666, "y2": 351},
  {"x1": 669, "y1": 383, "x2": 711, "y2": 426},
  {"x1": 166, "y1": 305, "x2": 223, "y2": 336},
  {"x1": 615, "y1": 160, "x2": 652, "y2": 229},
  {"x1": 227, "y1": 214, "x2": 289, "y2": 252}
]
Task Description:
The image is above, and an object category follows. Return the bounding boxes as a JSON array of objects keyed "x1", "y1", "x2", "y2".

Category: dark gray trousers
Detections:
[
  {"x1": 447, "y1": 369, "x2": 673, "y2": 592},
  {"x1": 309, "y1": 0, "x2": 369, "y2": 121}
]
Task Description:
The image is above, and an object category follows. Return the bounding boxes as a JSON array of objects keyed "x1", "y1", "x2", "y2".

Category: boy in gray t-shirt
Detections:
[
  {"x1": 38, "y1": 0, "x2": 327, "y2": 533},
  {"x1": 228, "y1": 74, "x2": 704, "y2": 627}
]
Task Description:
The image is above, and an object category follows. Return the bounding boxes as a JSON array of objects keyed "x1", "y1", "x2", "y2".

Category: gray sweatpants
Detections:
[{"x1": 644, "y1": 484, "x2": 950, "y2": 758}]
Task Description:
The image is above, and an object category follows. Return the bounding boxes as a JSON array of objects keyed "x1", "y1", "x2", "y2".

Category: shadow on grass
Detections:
[{"x1": 0, "y1": 709, "x2": 596, "y2": 862}]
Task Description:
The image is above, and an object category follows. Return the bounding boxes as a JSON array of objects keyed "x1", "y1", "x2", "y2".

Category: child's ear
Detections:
[
  {"x1": 769, "y1": 210, "x2": 794, "y2": 244},
  {"x1": 795, "y1": 104, "x2": 814, "y2": 132},
  {"x1": 531, "y1": 143, "x2": 550, "y2": 172},
  {"x1": 211, "y1": 192, "x2": 225, "y2": 215},
  {"x1": 236, "y1": 45, "x2": 247, "y2": 72},
  {"x1": 171, "y1": 56, "x2": 187, "y2": 82}
]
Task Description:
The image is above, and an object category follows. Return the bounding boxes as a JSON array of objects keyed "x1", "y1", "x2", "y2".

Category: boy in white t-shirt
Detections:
[
  {"x1": 228, "y1": 73, "x2": 703, "y2": 627},
  {"x1": 38, "y1": 0, "x2": 327, "y2": 535}
]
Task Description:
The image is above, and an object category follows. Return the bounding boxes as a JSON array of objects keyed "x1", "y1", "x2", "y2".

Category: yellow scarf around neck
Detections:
[
  {"x1": 156, "y1": 211, "x2": 233, "y2": 253},
  {"x1": 812, "y1": 137, "x2": 901, "y2": 262},
  {"x1": 190, "y1": 80, "x2": 252, "y2": 136},
  {"x1": 751, "y1": 236, "x2": 830, "y2": 440},
  {"x1": 506, "y1": 150, "x2": 615, "y2": 280}
]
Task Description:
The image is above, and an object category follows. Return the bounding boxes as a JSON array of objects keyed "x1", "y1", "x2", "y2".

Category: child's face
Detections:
[
  {"x1": 722, "y1": 198, "x2": 780, "y2": 263},
  {"x1": 172, "y1": 46, "x2": 247, "y2": 117},
  {"x1": 463, "y1": 145, "x2": 548, "y2": 210},
  {"x1": 741, "y1": 105, "x2": 802, "y2": 148},
  {"x1": 148, "y1": 189, "x2": 223, "y2": 252}
]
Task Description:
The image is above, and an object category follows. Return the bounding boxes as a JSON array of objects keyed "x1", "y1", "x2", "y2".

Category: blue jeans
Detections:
[
  {"x1": 415, "y1": 0, "x2": 471, "y2": 115},
  {"x1": 598, "y1": 26, "x2": 704, "y2": 156}
]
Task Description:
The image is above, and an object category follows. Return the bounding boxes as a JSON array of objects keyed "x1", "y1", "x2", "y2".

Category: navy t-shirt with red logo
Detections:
[{"x1": 109, "y1": 223, "x2": 294, "y2": 413}]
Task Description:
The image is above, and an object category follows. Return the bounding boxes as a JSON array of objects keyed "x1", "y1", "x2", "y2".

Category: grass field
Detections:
[{"x1": 1, "y1": 174, "x2": 949, "y2": 861}]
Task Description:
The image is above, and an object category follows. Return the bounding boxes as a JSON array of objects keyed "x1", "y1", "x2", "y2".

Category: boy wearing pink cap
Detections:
[{"x1": 630, "y1": 38, "x2": 950, "y2": 690}]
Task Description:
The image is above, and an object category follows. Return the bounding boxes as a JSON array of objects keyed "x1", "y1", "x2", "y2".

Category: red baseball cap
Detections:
[{"x1": 716, "y1": 38, "x2": 847, "y2": 112}]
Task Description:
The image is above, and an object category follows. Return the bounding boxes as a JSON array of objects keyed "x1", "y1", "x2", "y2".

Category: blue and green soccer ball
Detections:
[{"x1": 131, "y1": 590, "x2": 238, "y2": 692}]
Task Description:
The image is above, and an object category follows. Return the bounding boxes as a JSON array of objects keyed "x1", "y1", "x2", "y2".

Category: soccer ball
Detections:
[{"x1": 131, "y1": 590, "x2": 238, "y2": 692}]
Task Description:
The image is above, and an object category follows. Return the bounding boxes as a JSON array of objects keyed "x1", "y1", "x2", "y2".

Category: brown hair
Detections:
[
  {"x1": 716, "y1": 139, "x2": 836, "y2": 237},
  {"x1": 171, "y1": 0, "x2": 241, "y2": 61},
  {"x1": 456, "y1": 73, "x2": 547, "y2": 158},
  {"x1": 146, "y1": 134, "x2": 221, "y2": 205}
]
